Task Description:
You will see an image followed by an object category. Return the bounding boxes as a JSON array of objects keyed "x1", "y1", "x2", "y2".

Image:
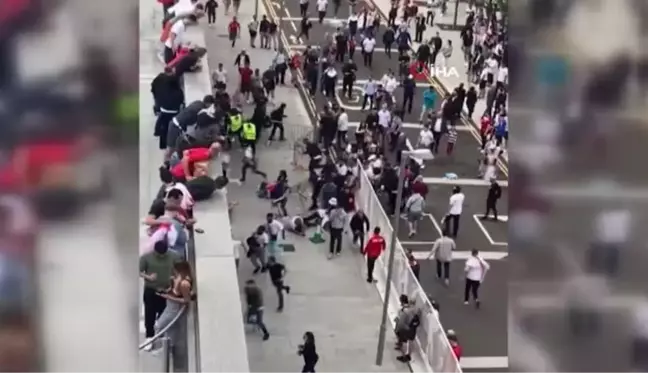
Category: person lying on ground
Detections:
[{"x1": 278, "y1": 210, "x2": 323, "y2": 237}]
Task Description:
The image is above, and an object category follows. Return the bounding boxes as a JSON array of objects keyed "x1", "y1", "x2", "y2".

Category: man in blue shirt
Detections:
[{"x1": 420, "y1": 86, "x2": 437, "y2": 121}]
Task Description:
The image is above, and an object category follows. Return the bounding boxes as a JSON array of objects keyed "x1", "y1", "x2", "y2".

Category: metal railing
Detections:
[
  {"x1": 356, "y1": 163, "x2": 462, "y2": 373},
  {"x1": 138, "y1": 305, "x2": 188, "y2": 351}
]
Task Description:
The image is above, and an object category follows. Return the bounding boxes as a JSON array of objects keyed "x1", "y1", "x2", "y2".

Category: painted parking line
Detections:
[
  {"x1": 472, "y1": 214, "x2": 508, "y2": 247},
  {"x1": 422, "y1": 177, "x2": 509, "y2": 187},
  {"x1": 410, "y1": 251, "x2": 508, "y2": 261}
]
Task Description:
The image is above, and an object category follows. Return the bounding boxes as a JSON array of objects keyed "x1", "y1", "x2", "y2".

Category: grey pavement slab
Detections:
[
  {"x1": 203, "y1": 1, "x2": 408, "y2": 371},
  {"x1": 418, "y1": 259, "x2": 508, "y2": 359}
]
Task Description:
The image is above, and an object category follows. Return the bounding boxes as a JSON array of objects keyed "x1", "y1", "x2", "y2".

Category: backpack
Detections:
[{"x1": 409, "y1": 312, "x2": 421, "y2": 330}]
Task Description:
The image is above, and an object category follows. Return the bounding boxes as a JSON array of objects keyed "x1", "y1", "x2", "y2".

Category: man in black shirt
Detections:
[
  {"x1": 268, "y1": 20, "x2": 278, "y2": 50},
  {"x1": 341, "y1": 59, "x2": 357, "y2": 99},
  {"x1": 268, "y1": 103, "x2": 287, "y2": 141},
  {"x1": 350, "y1": 209, "x2": 370, "y2": 250},
  {"x1": 259, "y1": 15, "x2": 271, "y2": 49},
  {"x1": 205, "y1": 0, "x2": 218, "y2": 24},
  {"x1": 145, "y1": 188, "x2": 184, "y2": 228},
  {"x1": 430, "y1": 31, "x2": 442, "y2": 66},
  {"x1": 481, "y1": 178, "x2": 502, "y2": 221},
  {"x1": 267, "y1": 256, "x2": 291, "y2": 311}
]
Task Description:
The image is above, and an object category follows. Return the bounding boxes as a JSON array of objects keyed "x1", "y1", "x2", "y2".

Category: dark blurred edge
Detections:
[{"x1": 0, "y1": 0, "x2": 139, "y2": 371}]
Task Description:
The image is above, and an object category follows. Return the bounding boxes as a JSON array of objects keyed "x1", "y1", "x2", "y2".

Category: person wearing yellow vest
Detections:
[
  {"x1": 241, "y1": 121, "x2": 257, "y2": 155},
  {"x1": 228, "y1": 111, "x2": 243, "y2": 146}
]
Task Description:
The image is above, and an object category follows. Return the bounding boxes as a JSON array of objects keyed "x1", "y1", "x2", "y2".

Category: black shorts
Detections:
[
  {"x1": 479, "y1": 79, "x2": 487, "y2": 90},
  {"x1": 486, "y1": 73, "x2": 494, "y2": 85},
  {"x1": 240, "y1": 81, "x2": 251, "y2": 93},
  {"x1": 396, "y1": 329, "x2": 415, "y2": 343}
]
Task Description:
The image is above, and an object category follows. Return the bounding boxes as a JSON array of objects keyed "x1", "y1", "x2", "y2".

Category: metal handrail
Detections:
[{"x1": 138, "y1": 304, "x2": 189, "y2": 350}]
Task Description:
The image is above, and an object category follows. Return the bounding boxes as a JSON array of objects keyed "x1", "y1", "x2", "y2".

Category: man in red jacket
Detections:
[{"x1": 362, "y1": 227, "x2": 386, "y2": 283}]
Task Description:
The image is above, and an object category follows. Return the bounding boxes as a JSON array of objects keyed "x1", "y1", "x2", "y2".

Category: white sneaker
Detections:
[{"x1": 143, "y1": 338, "x2": 154, "y2": 351}]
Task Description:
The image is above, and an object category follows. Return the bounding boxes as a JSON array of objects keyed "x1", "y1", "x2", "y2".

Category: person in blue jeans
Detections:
[{"x1": 420, "y1": 86, "x2": 437, "y2": 121}]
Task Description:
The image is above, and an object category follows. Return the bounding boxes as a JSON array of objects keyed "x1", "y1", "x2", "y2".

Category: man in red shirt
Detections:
[
  {"x1": 170, "y1": 142, "x2": 221, "y2": 182},
  {"x1": 238, "y1": 62, "x2": 253, "y2": 102},
  {"x1": 479, "y1": 114, "x2": 492, "y2": 149},
  {"x1": 228, "y1": 16, "x2": 240, "y2": 47},
  {"x1": 362, "y1": 227, "x2": 386, "y2": 283}
]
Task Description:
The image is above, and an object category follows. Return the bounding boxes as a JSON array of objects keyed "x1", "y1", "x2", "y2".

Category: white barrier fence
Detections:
[{"x1": 356, "y1": 165, "x2": 462, "y2": 373}]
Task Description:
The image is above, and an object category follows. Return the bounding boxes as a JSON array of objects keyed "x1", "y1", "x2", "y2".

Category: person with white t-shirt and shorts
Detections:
[
  {"x1": 463, "y1": 248, "x2": 489, "y2": 309},
  {"x1": 444, "y1": 186, "x2": 464, "y2": 238},
  {"x1": 163, "y1": 18, "x2": 187, "y2": 63}
]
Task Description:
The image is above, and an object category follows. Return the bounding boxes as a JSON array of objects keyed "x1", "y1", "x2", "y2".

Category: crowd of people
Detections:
[{"x1": 141, "y1": 0, "x2": 511, "y2": 367}]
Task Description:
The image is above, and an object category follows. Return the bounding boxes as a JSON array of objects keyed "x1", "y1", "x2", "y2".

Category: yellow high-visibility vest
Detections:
[
  {"x1": 229, "y1": 114, "x2": 243, "y2": 132},
  {"x1": 241, "y1": 122, "x2": 256, "y2": 141}
]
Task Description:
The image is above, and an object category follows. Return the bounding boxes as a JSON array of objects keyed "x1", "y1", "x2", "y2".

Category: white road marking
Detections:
[
  {"x1": 473, "y1": 214, "x2": 508, "y2": 247},
  {"x1": 400, "y1": 240, "x2": 436, "y2": 245},
  {"x1": 410, "y1": 251, "x2": 508, "y2": 261},
  {"x1": 422, "y1": 177, "x2": 509, "y2": 187}
]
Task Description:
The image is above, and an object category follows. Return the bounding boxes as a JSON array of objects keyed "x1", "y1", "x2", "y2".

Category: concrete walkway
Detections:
[{"x1": 202, "y1": 2, "x2": 408, "y2": 372}]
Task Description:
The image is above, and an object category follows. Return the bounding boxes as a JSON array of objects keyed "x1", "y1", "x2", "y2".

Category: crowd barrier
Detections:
[{"x1": 355, "y1": 164, "x2": 462, "y2": 373}]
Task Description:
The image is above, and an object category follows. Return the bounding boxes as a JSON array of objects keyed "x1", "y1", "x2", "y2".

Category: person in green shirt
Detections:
[{"x1": 139, "y1": 240, "x2": 180, "y2": 350}]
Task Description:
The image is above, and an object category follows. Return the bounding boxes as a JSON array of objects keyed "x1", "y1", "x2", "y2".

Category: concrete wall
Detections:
[{"x1": 184, "y1": 22, "x2": 250, "y2": 373}]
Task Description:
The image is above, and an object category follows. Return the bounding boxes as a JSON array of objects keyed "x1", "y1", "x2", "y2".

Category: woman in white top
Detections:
[{"x1": 463, "y1": 249, "x2": 489, "y2": 308}]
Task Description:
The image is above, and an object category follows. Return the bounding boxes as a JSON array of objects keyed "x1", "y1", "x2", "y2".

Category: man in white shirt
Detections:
[
  {"x1": 337, "y1": 108, "x2": 349, "y2": 146},
  {"x1": 418, "y1": 124, "x2": 435, "y2": 150},
  {"x1": 485, "y1": 56, "x2": 498, "y2": 85},
  {"x1": 588, "y1": 209, "x2": 631, "y2": 276},
  {"x1": 164, "y1": 19, "x2": 187, "y2": 63},
  {"x1": 496, "y1": 65, "x2": 508, "y2": 90},
  {"x1": 362, "y1": 36, "x2": 376, "y2": 67},
  {"x1": 378, "y1": 105, "x2": 392, "y2": 131},
  {"x1": 464, "y1": 249, "x2": 489, "y2": 308},
  {"x1": 381, "y1": 70, "x2": 398, "y2": 98},
  {"x1": 168, "y1": 0, "x2": 199, "y2": 18},
  {"x1": 444, "y1": 185, "x2": 464, "y2": 238},
  {"x1": 316, "y1": 0, "x2": 328, "y2": 23},
  {"x1": 361, "y1": 78, "x2": 377, "y2": 110},
  {"x1": 212, "y1": 62, "x2": 228, "y2": 89}
]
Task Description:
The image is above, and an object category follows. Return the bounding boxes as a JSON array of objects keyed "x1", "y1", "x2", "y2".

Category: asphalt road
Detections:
[{"x1": 274, "y1": 0, "x2": 510, "y2": 368}]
